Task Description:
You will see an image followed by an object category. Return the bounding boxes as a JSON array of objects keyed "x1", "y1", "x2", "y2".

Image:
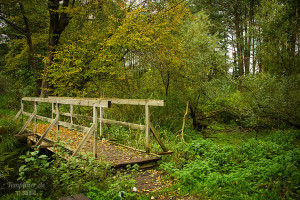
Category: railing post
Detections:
[
  {"x1": 56, "y1": 102, "x2": 59, "y2": 141},
  {"x1": 93, "y1": 104, "x2": 98, "y2": 158},
  {"x1": 21, "y1": 100, "x2": 24, "y2": 123},
  {"x1": 34, "y1": 101, "x2": 37, "y2": 134},
  {"x1": 70, "y1": 104, "x2": 73, "y2": 126},
  {"x1": 51, "y1": 103, "x2": 54, "y2": 119},
  {"x1": 99, "y1": 107, "x2": 104, "y2": 139},
  {"x1": 145, "y1": 103, "x2": 150, "y2": 153}
]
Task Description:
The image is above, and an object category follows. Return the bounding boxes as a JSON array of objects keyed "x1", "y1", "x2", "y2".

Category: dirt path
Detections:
[{"x1": 132, "y1": 169, "x2": 198, "y2": 200}]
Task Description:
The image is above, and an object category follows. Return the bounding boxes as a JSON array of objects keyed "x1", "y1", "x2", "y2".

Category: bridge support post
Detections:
[
  {"x1": 145, "y1": 103, "x2": 150, "y2": 153},
  {"x1": 70, "y1": 104, "x2": 73, "y2": 126},
  {"x1": 93, "y1": 104, "x2": 98, "y2": 158},
  {"x1": 51, "y1": 103, "x2": 54, "y2": 119},
  {"x1": 56, "y1": 102, "x2": 60, "y2": 141},
  {"x1": 34, "y1": 101, "x2": 37, "y2": 134},
  {"x1": 99, "y1": 107, "x2": 104, "y2": 139},
  {"x1": 21, "y1": 100, "x2": 24, "y2": 122}
]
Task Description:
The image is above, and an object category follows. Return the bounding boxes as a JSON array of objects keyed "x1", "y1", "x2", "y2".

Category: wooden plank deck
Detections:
[{"x1": 26, "y1": 123, "x2": 161, "y2": 168}]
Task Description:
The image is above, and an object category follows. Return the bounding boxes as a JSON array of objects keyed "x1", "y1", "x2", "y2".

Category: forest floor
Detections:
[{"x1": 128, "y1": 168, "x2": 198, "y2": 199}]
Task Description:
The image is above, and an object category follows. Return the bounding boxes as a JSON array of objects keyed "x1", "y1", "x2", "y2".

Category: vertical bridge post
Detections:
[
  {"x1": 51, "y1": 103, "x2": 54, "y2": 119},
  {"x1": 21, "y1": 100, "x2": 23, "y2": 122},
  {"x1": 34, "y1": 101, "x2": 37, "y2": 134},
  {"x1": 70, "y1": 104, "x2": 73, "y2": 126},
  {"x1": 99, "y1": 107, "x2": 104, "y2": 139},
  {"x1": 93, "y1": 104, "x2": 98, "y2": 158},
  {"x1": 14, "y1": 100, "x2": 23, "y2": 120},
  {"x1": 56, "y1": 102, "x2": 59, "y2": 141},
  {"x1": 145, "y1": 103, "x2": 150, "y2": 153}
]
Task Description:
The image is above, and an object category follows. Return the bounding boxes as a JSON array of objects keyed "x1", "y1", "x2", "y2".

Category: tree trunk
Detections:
[
  {"x1": 19, "y1": 3, "x2": 41, "y2": 95},
  {"x1": 244, "y1": 23, "x2": 250, "y2": 75},
  {"x1": 245, "y1": 0, "x2": 254, "y2": 75},
  {"x1": 234, "y1": 7, "x2": 244, "y2": 76},
  {"x1": 41, "y1": 0, "x2": 72, "y2": 97}
]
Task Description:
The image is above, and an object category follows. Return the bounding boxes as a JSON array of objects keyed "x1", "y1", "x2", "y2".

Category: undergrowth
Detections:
[{"x1": 161, "y1": 129, "x2": 300, "y2": 199}]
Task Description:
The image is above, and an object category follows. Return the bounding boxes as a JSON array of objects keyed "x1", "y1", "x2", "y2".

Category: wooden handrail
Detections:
[
  {"x1": 22, "y1": 97, "x2": 111, "y2": 108},
  {"x1": 47, "y1": 96, "x2": 165, "y2": 106},
  {"x1": 16, "y1": 97, "x2": 168, "y2": 154}
]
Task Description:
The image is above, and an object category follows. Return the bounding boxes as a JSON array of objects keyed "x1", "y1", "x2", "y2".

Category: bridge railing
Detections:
[{"x1": 15, "y1": 97, "x2": 169, "y2": 159}]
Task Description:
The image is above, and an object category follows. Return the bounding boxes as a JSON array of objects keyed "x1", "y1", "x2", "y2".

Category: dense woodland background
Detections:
[
  {"x1": 0, "y1": 0, "x2": 299, "y2": 199},
  {"x1": 0, "y1": 0, "x2": 299, "y2": 130}
]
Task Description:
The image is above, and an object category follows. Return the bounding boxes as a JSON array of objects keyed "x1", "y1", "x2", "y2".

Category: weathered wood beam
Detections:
[
  {"x1": 31, "y1": 132, "x2": 74, "y2": 153},
  {"x1": 22, "y1": 97, "x2": 111, "y2": 108},
  {"x1": 35, "y1": 115, "x2": 59, "y2": 147},
  {"x1": 108, "y1": 99, "x2": 165, "y2": 106},
  {"x1": 145, "y1": 104, "x2": 150, "y2": 153},
  {"x1": 37, "y1": 144, "x2": 54, "y2": 148},
  {"x1": 70, "y1": 123, "x2": 96, "y2": 158},
  {"x1": 149, "y1": 122, "x2": 168, "y2": 152},
  {"x1": 102, "y1": 119, "x2": 146, "y2": 130},
  {"x1": 70, "y1": 104, "x2": 73, "y2": 125},
  {"x1": 56, "y1": 112, "x2": 93, "y2": 121},
  {"x1": 17, "y1": 110, "x2": 36, "y2": 135},
  {"x1": 156, "y1": 151, "x2": 174, "y2": 155},
  {"x1": 23, "y1": 112, "x2": 90, "y2": 133},
  {"x1": 52, "y1": 112, "x2": 146, "y2": 131},
  {"x1": 14, "y1": 133, "x2": 35, "y2": 138},
  {"x1": 99, "y1": 107, "x2": 104, "y2": 138},
  {"x1": 14, "y1": 108, "x2": 22, "y2": 120},
  {"x1": 48, "y1": 96, "x2": 165, "y2": 106},
  {"x1": 93, "y1": 104, "x2": 97, "y2": 158},
  {"x1": 21, "y1": 100, "x2": 23, "y2": 122},
  {"x1": 34, "y1": 101, "x2": 37, "y2": 134}
]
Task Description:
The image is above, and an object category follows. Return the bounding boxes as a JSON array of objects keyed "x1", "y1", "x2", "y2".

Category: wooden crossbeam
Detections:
[
  {"x1": 50, "y1": 111, "x2": 146, "y2": 131},
  {"x1": 23, "y1": 111, "x2": 90, "y2": 133},
  {"x1": 149, "y1": 122, "x2": 168, "y2": 152},
  {"x1": 14, "y1": 108, "x2": 22, "y2": 120},
  {"x1": 102, "y1": 119, "x2": 146, "y2": 130},
  {"x1": 70, "y1": 123, "x2": 96, "y2": 159},
  {"x1": 17, "y1": 111, "x2": 36, "y2": 135},
  {"x1": 34, "y1": 115, "x2": 59, "y2": 147},
  {"x1": 14, "y1": 133, "x2": 35, "y2": 138}
]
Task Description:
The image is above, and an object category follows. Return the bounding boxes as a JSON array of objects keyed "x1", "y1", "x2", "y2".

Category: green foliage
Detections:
[
  {"x1": 161, "y1": 129, "x2": 300, "y2": 199},
  {"x1": 0, "y1": 117, "x2": 22, "y2": 153},
  {"x1": 86, "y1": 172, "x2": 137, "y2": 200},
  {"x1": 17, "y1": 145, "x2": 141, "y2": 199},
  {"x1": 0, "y1": 151, "x2": 17, "y2": 178},
  {"x1": 256, "y1": 0, "x2": 300, "y2": 75}
]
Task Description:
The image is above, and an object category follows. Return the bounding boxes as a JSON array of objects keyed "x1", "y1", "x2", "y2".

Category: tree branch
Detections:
[{"x1": 0, "y1": 12, "x2": 26, "y2": 35}]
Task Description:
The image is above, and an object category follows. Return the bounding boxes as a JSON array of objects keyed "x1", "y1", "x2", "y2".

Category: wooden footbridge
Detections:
[{"x1": 14, "y1": 97, "x2": 172, "y2": 168}]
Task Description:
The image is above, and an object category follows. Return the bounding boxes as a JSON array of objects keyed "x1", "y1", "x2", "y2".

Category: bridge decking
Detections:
[{"x1": 27, "y1": 123, "x2": 161, "y2": 168}]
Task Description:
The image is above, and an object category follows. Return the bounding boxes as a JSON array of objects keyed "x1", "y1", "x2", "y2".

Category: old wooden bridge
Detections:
[{"x1": 14, "y1": 97, "x2": 172, "y2": 168}]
